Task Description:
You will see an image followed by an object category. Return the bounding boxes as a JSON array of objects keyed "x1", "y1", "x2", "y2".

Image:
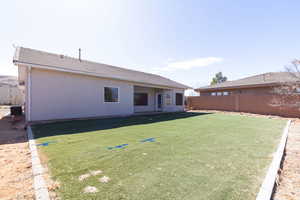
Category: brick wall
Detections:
[{"x1": 187, "y1": 94, "x2": 300, "y2": 118}]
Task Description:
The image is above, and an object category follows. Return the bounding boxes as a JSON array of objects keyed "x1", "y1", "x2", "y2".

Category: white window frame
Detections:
[{"x1": 103, "y1": 86, "x2": 120, "y2": 103}]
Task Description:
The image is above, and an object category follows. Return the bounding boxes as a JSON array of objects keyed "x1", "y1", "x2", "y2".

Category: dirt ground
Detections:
[
  {"x1": 273, "y1": 120, "x2": 300, "y2": 200},
  {"x1": 0, "y1": 110, "x2": 34, "y2": 200}
]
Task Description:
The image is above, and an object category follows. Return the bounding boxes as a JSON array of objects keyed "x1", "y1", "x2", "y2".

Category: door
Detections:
[{"x1": 157, "y1": 94, "x2": 163, "y2": 111}]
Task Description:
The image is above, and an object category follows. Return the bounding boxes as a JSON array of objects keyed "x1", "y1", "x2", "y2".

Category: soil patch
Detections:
[
  {"x1": 273, "y1": 120, "x2": 300, "y2": 200},
  {"x1": 0, "y1": 112, "x2": 34, "y2": 199}
]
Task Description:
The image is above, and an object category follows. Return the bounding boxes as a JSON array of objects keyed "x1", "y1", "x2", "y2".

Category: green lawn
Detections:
[{"x1": 32, "y1": 112, "x2": 286, "y2": 200}]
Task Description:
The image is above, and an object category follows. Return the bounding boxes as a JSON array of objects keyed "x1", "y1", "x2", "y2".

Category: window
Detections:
[
  {"x1": 223, "y1": 91, "x2": 229, "y2": 96},
  {"x1": 211, "y1": 92, "x2": 216, "y2": 96},
  {"x1": 134, "y1": 93, "x2": 148, "y2": 106},
  {"x1": 176, "y1": 93, "x2": 183, "y2": 105},
  {"x1": 217, "y1": 92, "x2": 222, "y2": 96},
  {"x1": 165, "y1": 94, "x2": 172, "y2": 105},
  {"x1": 104, "y1": 87, "x2": 119, "y2": 102}
]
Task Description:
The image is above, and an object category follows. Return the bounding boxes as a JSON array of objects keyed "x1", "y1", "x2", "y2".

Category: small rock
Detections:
[
  {"x1": 99, "y1": 176, "x2": 110, "y2": 183},
  {"x1": 48, "y1": 181, "x2": 60, "y2": 191},
  {"x1": 83, "y1": 186, "x2": 98, "y2": 193},
  {"x1": 78, "y1": 173, "x2": 91, "y2": 181},
  {"x1": 90, "y1": 170, "x2": 102, "y2": 176}
]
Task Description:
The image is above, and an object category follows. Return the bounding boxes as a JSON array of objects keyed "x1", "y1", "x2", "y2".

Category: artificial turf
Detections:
[{"x1": 32, "y1": 112, "x2": 286, "y2": 200}]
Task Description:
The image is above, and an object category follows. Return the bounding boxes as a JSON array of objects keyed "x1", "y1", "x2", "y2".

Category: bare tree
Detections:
[{"x1": 271, "y1": 59, "x2": 300, "y2": 110}]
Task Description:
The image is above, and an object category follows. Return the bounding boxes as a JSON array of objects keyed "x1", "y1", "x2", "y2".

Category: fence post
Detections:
[{"x1": 235, "y1": 94, "x2": 239, "y2": 111}]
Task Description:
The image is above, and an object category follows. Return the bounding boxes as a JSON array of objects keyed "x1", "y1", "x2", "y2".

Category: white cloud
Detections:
[{"x1": 155, "y1": 57, "x2": 223, "y2": 72}]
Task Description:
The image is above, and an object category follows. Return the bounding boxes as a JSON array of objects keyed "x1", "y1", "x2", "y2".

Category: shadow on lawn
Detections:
[{"x1": 32, "y1": 112, "x2": 211, "y2": 139}]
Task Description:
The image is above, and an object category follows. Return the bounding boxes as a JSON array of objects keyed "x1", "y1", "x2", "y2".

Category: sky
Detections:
[{"x1": 1, "y1": 0, "x2": 300, "y2": 91}]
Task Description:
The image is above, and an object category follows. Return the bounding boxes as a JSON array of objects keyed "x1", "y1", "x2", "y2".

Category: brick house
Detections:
[
  {"x1": 195, "y1": 72, "x2": 299, "y2": 96},
  {"x1": 188, "y1": 72, "x2": 300, "y2": 117}
]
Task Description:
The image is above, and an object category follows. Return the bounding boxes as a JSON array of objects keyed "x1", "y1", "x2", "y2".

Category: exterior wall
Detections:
[
  {"x1": 29, "y1": 68, "x2": 134, "y2": 121},
  {"x1": 187, "y1": 94, "x2": 300, "y2": 118},
  {"x1": 27, "y1": 67, "x2": 186, "y2": 121},
  {"x1": 133, "y1": 87, "x2": 185, "y2": 113},
  {"x1": 24, "y1": 67, "x2": 30, "y2": 121},
  {"x1": 188, "y1": 95, "x2": 236, "y2": 111},
  {"x1": 162, "y1": 89, "x2": 185, "y2": 112},
  {"x1": 133, "y1": 86, "x2": 156, "y2": 112},
  {"x1": 0, "y1": 84, "x2": 24, "y2": 105}
]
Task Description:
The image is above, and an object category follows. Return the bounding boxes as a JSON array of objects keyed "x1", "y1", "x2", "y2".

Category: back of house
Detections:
[{"x1": 13, "y1": 47, "x2": 190, "y2": 122}]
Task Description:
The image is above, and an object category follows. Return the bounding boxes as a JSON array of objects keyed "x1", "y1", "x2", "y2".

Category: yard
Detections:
[{"x1": 32, "y1": 112, "x2": 286, "y2": 200}]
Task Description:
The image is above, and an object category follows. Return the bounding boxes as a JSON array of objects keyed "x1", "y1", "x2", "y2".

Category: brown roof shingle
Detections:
[
  {"x1": 13, "y1": 47, "x2": 191, "y2": 89},
  {"x1": 196, "y1": 72, "x2": 300, "y2": 91}
]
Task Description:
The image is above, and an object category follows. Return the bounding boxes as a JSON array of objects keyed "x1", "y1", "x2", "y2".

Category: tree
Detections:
[
  {"x1": 274, "y1": 59, "x2": 300, "y2": 95},
  {"x1": 270, "y1": 59, "x2": 300, "y2": 110},
  {"x1": 211, "y1": 72, "x2": 227, "y2": 85}
]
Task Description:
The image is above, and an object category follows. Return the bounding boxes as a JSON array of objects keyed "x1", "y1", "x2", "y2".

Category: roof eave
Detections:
[
  {"x1": 12, "y1": 47, "x2": 21, "y2": 65},
  {"x1": 13, "y1": 60, "x2": 190, "y2": 90},
  {"x1": 195, "y1": 82, "x2": 281, "y2": 92}
]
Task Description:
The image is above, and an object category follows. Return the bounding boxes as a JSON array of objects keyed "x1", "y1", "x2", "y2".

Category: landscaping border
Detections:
[
  {"x1": 256, "y1": 119, "x2": 291, "y2": 200},
  {"x1": 27, "y1": 126, "x2": 50, "y2": 200}
]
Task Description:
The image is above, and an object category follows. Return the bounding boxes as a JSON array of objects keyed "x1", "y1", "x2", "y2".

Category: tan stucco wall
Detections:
[{"x1": 29, "y1": 68, "x2": 134, "y2": 121}]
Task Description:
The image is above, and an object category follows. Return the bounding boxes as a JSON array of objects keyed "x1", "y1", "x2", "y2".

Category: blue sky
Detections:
[{"x1": 1, "y1": 0, "x2": 300, "y2": 89}]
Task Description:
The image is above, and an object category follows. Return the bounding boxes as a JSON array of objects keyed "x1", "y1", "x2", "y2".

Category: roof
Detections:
[
  {"x1": 13, "y1": 47, "x2": 190, "y2": 89},
  {"x1": 0, "y1": 75, "x2": 18, "y2": 87},
  {"x1": 196, "y1": 72, "x2": 300, "y2": 92}
]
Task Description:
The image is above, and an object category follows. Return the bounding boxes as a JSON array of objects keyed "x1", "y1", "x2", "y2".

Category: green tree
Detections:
[{"x1": 211, "y1": 72, "x2": 227, "y2": 85}]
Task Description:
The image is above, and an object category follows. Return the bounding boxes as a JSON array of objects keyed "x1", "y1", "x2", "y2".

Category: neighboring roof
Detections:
[
  {"x1": 0, "y1": 75, "x2": 18, "y2": 87},
  {"x1": 13, "y1": 47, "x2": 190, "y2": 89},
  {"x1": 196, "y1": 72, "x2": 300, "y2": 92}
]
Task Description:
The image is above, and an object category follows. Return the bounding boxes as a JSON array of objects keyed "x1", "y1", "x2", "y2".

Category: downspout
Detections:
[{"x1": 27, "y1": 66, "x2": 31, "y2": 122}]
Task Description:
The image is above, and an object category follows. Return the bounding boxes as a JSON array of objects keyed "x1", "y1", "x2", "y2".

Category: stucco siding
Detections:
[
  {"x1": 30, "y1": 68, "x2": 134, "y2": 121},
  {"x1": 133, "y1": 86, "x2": 156, "y2": 112},
  {"x1": 162, "y1": 89, "x2": 185, "y2": 112}
]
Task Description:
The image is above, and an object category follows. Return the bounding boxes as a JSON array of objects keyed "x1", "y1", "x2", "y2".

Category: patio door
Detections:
[{"x1": 157, "y1": 94, "x2": 163, "y2": 111}]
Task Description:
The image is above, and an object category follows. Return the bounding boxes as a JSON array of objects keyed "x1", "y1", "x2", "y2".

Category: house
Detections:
[
  {"x1": 188, "y1": 72, "x2": 300, "y2": 117},
  {"x1": 195, "y1": 72, "x2": 300, "y2": 96},
  {"x1": 13, "y1": 47, "x2": 190, "y2": 122},
  {"x1": 0, "y1": 76, "x2": 24, "y2": 105}
]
